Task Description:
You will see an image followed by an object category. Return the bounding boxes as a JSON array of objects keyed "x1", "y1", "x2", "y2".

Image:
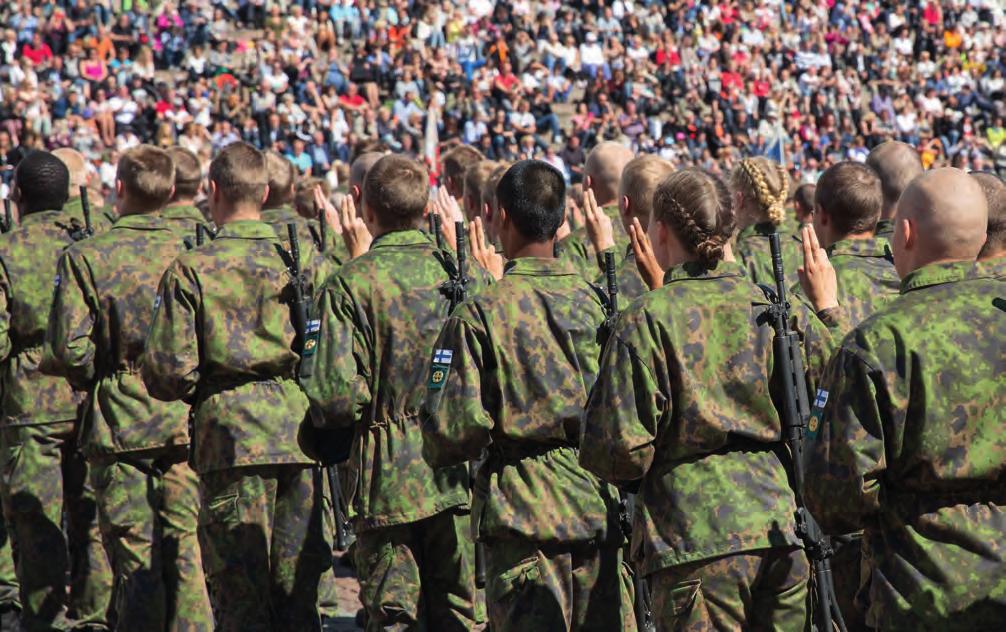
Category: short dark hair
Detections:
[
  {"x1": 208, "y1": 142, "x2": 267, "y2": 207},
  {"x1": 814, "y1": 161, "x2": 882, "y2": 236},
  {"x1": 15, "y1": 151, "x2": 70, "y2": 214},
  {"x1": 167, "y1": 146, "x2": 202, "y2": 200},
  {"x1": 117, "y1": 145, "x2": 176, "y2": 212},
  {"x1": 363, "y1": 155, "x2": 429, "y2": 230},
  {"x1": 264, "y1": 150, "x2": 297, "y2": 208},
  {"x1": 496, "y1": 160, "x2": 566, "y2": 242},
  {"x1": 793, "y1": 183, "x2": 816, "y2": 222},
  {"x1": 973, "y1": 172, "x2": 1006, "y2": 258}
]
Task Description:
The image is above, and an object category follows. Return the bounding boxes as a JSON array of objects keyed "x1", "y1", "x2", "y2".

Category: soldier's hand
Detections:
[
  {"x1": 630, "y1": 218, "x2": 663, "y2": 290},
  {"x1": 314, "y1": 185, "x2": 342, "y2": 235},
  {"x1": 583, "y1": 188, "x2": 615, "y2": 254},
  {"x1": 798, "y1": 225, "x2": 839, "y2": 312},
  {"x1": 340, "y1": 194, "x2": 372, "y2": 259},
  {"x1": 556, "y1": 217, "x2": 572, "y2": 241},
  {"x1": 470, "y1": 218, "x2": 504, "y2": 281},
  {"x1": 567, "y1": 193, "x2": 585, "y2": 231}
]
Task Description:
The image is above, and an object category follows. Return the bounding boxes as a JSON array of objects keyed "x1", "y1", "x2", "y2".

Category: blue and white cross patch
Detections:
[
  {"x1": 807, "y1": 389, "x2": 829, "y2": 438},
  {"x1": 302, "y1": 319, "x2": 322, "y2": 357},
  {"x1": 813, "y1": 389, "x2": 829, "y2": 409},
  {"x1": 433, "y1": 349, "x2": 453, "y2": 364},
  {"x1": 428, "y1": 348, "x2": 454, "y2": 391}
]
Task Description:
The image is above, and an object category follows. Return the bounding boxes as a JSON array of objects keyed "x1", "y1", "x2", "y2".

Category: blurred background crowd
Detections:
[{"x1": 1, "y1": 0, "x2": 1004, "y2": 200}]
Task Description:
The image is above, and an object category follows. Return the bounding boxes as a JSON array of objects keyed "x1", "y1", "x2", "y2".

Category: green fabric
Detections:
[
  {"x1": 805, "y1": 261, "x2": 1006, "y2": 630},
  {"x1": 261, "y1": 206, "x2": 348, "y2": 268},
  {"x1": 301, "y1": 229, "x2": 488, "y2": 532},
  {"x1": 580, "y1": 260, "x2": 838, "y2": 575},
  {"x1": 735, "y1": 222, "x2": 802, "y2": 289},
  {"x1": 874, "y1": 218, "x2": 894, "y2": 240},
  {"x1": 558, "y1": 204, "x2": 627, "y2": 279},
  {"x1": 140, "y1": 220, "x2": 333, "y2": 474},
  {"x1": 160, "y1": 204, "x2": 213, "y2": 242},
  {"x1": 43, "y1": 214, "x2": 192, "y2": 459},
  {"x1": 423, "y1": 256, "x2": 622, "y2": 546}
]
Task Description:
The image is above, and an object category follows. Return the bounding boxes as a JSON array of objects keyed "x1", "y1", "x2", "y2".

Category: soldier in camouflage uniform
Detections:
[
  {"x1": 421, "y1": 160, "x2": 635, "y2": 632},
  {"x1": 300, "y1": 155, "x2": 480, "y2": 630},
  {"x1": 140, "y1": 143, "x2": 331, "y2": 631},
  {"x1": 441, "y1": 145, "x2": 484, "y2": 203},
  {"x1": 462, "y1": 161, "x2": 499, "y2": 222},
  {"x1": 54, "y1": 148, "x2": 116, "y2": 232},
  {"x1": 732, "y1": 156, "x2": 803, "y2": 289},
  {"x1": 865, "y1": 141, "x2": 923, "y2": 240},
  {"x1": 0, "y1": 152, "x2": 114, "y2": 631},
  {"x1": 42, "y1": 146, "x2": 213, "y2": 632},
  {"x1": 580, "y1": 169, "x2": 842, "y2": 631},
  {"x1": 806, "y1": 168, "x2": 1006, "y2": 630},
  {"x1": 975, "y1": 172, "x2": 1005, "y2": 279},
  {"x1": 557, "y1": 142, "x2": 633, "y2": 278},
  {"x1": 163, "y1": 147, "x2": 215, "y2": 241}
]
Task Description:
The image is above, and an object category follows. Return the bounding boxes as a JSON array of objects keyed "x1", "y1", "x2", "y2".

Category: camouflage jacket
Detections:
[
  {"x1": 161, "y1": 203, "x2": 214, "y2": 244},
  {"x1": 793, "y1": 237, "x2": 901, "y2": 332},
  {"x1": 300, "y1": 229, "x2": 486, "y2": 532},
  {"x1": 261, "y1": 206, "x2": 347, "y2": 268},
  {"x1": 43, "y1": 214, "x2": 194, "y2": 460},
  {"x1": 594, "y1": 246, "x2": 649, "y2": 306},
  {"x1": 804, "y1": 261, "x2": 1006, "y2": 631},
  {"x1": 874, "y1": 218, "x2": 894, "y2": 240},
  {"x1": 558, "y1": 204, "x2": 628, "y2": 278},
  {"x1": 735, "y1": 222, "x2": 802, "y2": 289},
  {"x1": 0, "y1": 209, "x2": 97, "y2": 428},
  {"x1": 62, "y1": 195, "x2": 116, "y2": 234},
  {"x1": 140, "y1": 220, "x2": 330, "y2": 474},
  {"x1": 422, "y1": 257, "x2": 622, "y2": 546},
  {"x1": 977, "y1": 256, "x2": 1006, "y2": 280},
  {"x1": 579, "y1": 260, "x2": 839, "y2": 575}
]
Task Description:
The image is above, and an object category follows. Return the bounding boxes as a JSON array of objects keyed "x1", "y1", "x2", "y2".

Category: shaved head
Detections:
[
  {"x1": 350, "y1": 152, "x2": 384, "y2": 205},
  {"x1": 973, "y1": 172, "x2": 1006, "y2": 260},
  {"x1": 865, "y1": 141, "x2": 923, "y2": 221},
  {"x1": 893, "y1": 168, "x2": 988, "y2": 278},
  {"x1": 52, "y1": 147, "x2": 89, "y2": 194},
  {"x1": 585, "y1": 142, "x2": 633, "y2": 206}
]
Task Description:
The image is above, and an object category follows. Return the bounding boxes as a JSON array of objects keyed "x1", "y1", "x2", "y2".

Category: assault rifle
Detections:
[
  {"x1": 600, "y1": 252, "x2": 655, "y2": 632},
  {"x1": 1, "y1": 199, "x2": 13, "y2": 233},
  {"x1": 71, "y1": 186, "x2": 95, "y2": 241},
  {"x1": 764, "y1": 232, "x2": 847, "y2": 632}
]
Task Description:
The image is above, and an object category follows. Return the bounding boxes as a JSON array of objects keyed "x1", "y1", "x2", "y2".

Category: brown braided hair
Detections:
[
  {"x1": 732, "y1": 157, "x2": 789, "y2": 225},
  {"x1": 652, "y1": 169, "x2": 736, "y2": 267}
]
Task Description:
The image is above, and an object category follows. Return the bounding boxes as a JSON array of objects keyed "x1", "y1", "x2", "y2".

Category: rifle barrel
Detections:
[{"x1": 79, "y1": 185, "x2": 93, "y2": 236}]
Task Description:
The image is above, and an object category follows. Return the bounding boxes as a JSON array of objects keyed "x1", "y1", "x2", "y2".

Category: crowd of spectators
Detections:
[{"x1": 1, "y1": 0, "x2": 1004, "y2": 197}]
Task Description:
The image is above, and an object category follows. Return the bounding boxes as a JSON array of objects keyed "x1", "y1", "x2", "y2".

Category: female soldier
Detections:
[
  {"x1": 579, "y1": 168, "x2": 840, "y2": 631},
  {"x1": 732, "y1": 156, "x2": 802, "y2": 287}
]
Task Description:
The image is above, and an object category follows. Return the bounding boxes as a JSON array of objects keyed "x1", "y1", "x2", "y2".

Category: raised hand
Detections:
[
  {"x1": 797, "y1": 224, "x2": 838, "y2": 312},
  {"x1": 314, "y1": 185, "x2": 343, "y2": 235},
  {"x1": 340, "y1": 194, "x2": 372, "y2": 259},
  {"x1": 469, "y1": 217, "x2": 504, "y2": 281},
  {"x1": 583, "y1": 187, "x2": 615, "y2": 254},
  {"x1": 629, "y1": 217, "x2": 663, "y2": 291}
]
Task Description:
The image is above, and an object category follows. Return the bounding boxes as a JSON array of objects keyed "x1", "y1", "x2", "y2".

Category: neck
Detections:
[
  {"x1": 827, "y1": 230, "x2": 874, "y2": 248},
  {"x1": 978, "y1": 249, "x2": 1006, "y2": 263},
  {"x1": 168, "y1": 198, "x2": 196, "y2": 207},
  {"x1": 880, "y1": 204, "x2": 897, "y2": 221},
  {"x1": 508, "y1": 240, "x2": 555, "y2": 260},
  {"x1": 215, "y1": 203, "x2": 261, "y2": 224}
]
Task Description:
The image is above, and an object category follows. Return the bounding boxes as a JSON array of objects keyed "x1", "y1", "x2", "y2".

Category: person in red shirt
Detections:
[
  {"x1": 339, "y1": 82, "x2": 368, "y2": 112},
  {"x1": 21, "y1": 33, "x2": 53, "y2": 65}
]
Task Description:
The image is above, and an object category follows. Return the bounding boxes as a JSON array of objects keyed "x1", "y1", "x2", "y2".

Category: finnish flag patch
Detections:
[
  {"x1": 428, "y1": 348, "x2": 453, "y2": 391},
  {"x1": 807, "y1": 389, "x2": 829, "y2": 438},
  {"x1": 302, "y1": 319, "x2": 321, "y2": 357},
  {"x1": 813, "y1": 389, "x2": 829, "y2": 409},
  {"x1": 433, "y1": 349, "x2": 453, "y2": 364}
]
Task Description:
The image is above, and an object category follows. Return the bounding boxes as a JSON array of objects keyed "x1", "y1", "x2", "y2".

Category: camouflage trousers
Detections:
[
  {"x1": 91, "y1": 455, "x2": 212, "y2": 631},
  {"x1": 354, "y1": 508, "x2": 477, "y2": 631},
  {"x1": 648, "y1": 546, "x2": 809, "y2": 632},
  {"x1": 0, "y1": 513, "x2": 18, "y2": 613},
  {"x1": 830, "y1": 533, "x2": 868, "y2": 631},
  {"x1": 484, "y1": 539, "x2": 636, "y2": 632},
  {"x1": 0, "y1": 423, "x2": 113, "y2": 631},
  {"x1": 198, "y1": 464, "x2": 330, "y2": 632}
]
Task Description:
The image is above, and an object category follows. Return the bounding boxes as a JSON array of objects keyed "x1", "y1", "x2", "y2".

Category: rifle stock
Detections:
[{"x1": 2, "y1": 198, "x2": 12, "y2": 233}]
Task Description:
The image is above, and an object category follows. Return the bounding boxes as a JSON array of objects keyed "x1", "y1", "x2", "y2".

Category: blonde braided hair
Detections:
[{"x1": 737, "y1": 158, "x2": 789, "y2": 225}]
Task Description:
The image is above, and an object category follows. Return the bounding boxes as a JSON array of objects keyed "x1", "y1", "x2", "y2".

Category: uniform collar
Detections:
[
  {"x1": 899, "y1": 261, "x2": 976, "y2": 294},
  {"x1": 503, "y1": 256, "x2": 578, "y2": 277},
  {"x1": 162, "y1": 204, "x2": 205, "y2": 222},
  {"x1": 260, "y1": 206, "x2": 299, "y2": 222},
  {"x1": 974, "y1": 256, "x2": 1006, "y2": 280},
  {"x1": 113, "y1": 213, "x2": 167, "y2": 230},
  {"x1": 370, "y1": 228, "x2": 433, "y2": 249},
  {"x1": 827, "y1": 237, "x2": 890, "y2": 259},
  {"x1": 663, "y1": 260, "x2": 745, "y2": 284},
  {"x1": 19, "y1": 209, "x2": 64, "y2": 226},
  {"x1": 737, "y1": 221, "x2": 780, "y2": 239},
  {"x1": 214, "y1": 220, "x2": 278, "y2": 240}
]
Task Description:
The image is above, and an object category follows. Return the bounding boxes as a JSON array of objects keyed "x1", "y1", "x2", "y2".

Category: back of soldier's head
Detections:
[
  {"x1": 350, "y1": 152, "x2": 384, "y2": 193},
  {"x1": 585, "y1": 141, "x2": 633, "y2": 205},
  {"x1": 481, "y1": 164, "x2": 508, "y2": 218},
  {"x1": 117, "y1": 145, "x2": 176, "y2": 214},
  {"x1": 52, "y1": 147, "x2": 88, "y2": 196},
  {"x1": 441, "y1": 145, "x2": 483, "y2": 197},
  {"x1": 973, "y1": 172, "x2": 1006, "y2": 260},
  {"x1": 363, "y1": 155, "x2": 429, "y2": 231},
  {"x1": 295, "y1": 176, "x2": 329, "y2": 218},
  {"x1": 15, "y1": 151, "x2": 70, "y2": 215},
  {"x1": 497, "y1": 160, "x2": 566, "y2": 242},
  {"x1": 263, "y1": 150, "x2": 296, "y2": 209},
  {"x1": 619, "y1": 155, "x2": 674, "y2": 227},
  {"x1": 815, "y1": 161, "x2": 882, "y2": 236},
  {"x1": 463, "y1": 161, "x2": 497, "y2": 220},
  {"x1": 793, "y1": 183, "x2": 816, "y2": 223},
  {"x1": 166, "y1": 146, "x2": 202, "y2": 201},
  {"x1": 208, "y1": 142, "x2": 268, "y2": 208},
  {"x1": 866, "y1": 141, "x2": 923, "y2": 217}
]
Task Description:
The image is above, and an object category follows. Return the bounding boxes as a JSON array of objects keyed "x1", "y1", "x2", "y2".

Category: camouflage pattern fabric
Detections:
[
  {"x1": 874, "y1": 218, "x2": 894, "y2": 240},
  {"x1": 198, "y1": 464, "x2": 330, "y2": 632},
  {"x1": 140, "y1": 219, "x2": 330, "y2": 475},
  {"x1": 579, "y1": 261, "x2": 838, "y2": 580},
  {"x1": 648, "y1": 547, "x2": 808, "y2": 632},
  {"x1": 354, "y1": 509, "x2": 477, "y2": 631},
  {"x1": 42, "y1": 213, "x2": 213, "y2": 629},
  {"x1": 558, "y1": 205, "x2": 627, "y2": 278},
  {"x1": 484, "y1": 540, "x2": 635, "y2": 632},
  {"x1": 0, "y1": 515, "x2": 17, "y2": 612},
  {"x1": 594, "y1": 247, "x2": 649, "y2": 305},
  {"x1": 0, "y1": 425, "x2": 112, "y2": 631},
  {"x1": 421, "y1": 256, "x2": 631, "y2": 629},
  {"x1": 161, "y1": 204, "x2": 214, "y2": 242},
  {"x1": 735, "y1": 222, "x2": 802, "y2": 289},
  {"x1": 804, "y1": 261, "x2": 1006, "y2": 631},
  {"x1": 91, "y1": 457, "x2": 211, "y2": 631},
  {"x1": 977, "y1": 256, "x2": 1006, "y2": 280},
  {"x1": 261, "y1": 206, "x2": 348, "y2": 268},
  {"x1": 61, "y1": 196, "x2": 115, "y2": 236}
]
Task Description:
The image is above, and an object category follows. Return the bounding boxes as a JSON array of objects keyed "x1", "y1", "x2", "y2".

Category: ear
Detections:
[
  {"x1": 115, "y1": 179, "x2": 124, "y2": 199},
  {"x1": 815, "y1": 204, "x2": 829, "y2": 226},
  {"x1": 351, "y1": 184, "x2": 361, "y2": 204},
  {"x1": 498, "y1": 205, "x2": 509, "y2": 230},
  {"x1": 620, "y1": 195, "x2": 631, "y2": 218},
  {"x1": 482, "y1": 201, "x2": 491, "y2": 222},
  {"x1": 209, "y1": 179, "x2": 220, "y2": 202},
  {"x1": 900, "y1": 217, "x2": 914, "y2": 251},
  {"x1": 261, "y1": 184, "x2": 270, "y2": 206},
  {"x1": 584, "y1": 175, "x2": 593, "y2": 191}
]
